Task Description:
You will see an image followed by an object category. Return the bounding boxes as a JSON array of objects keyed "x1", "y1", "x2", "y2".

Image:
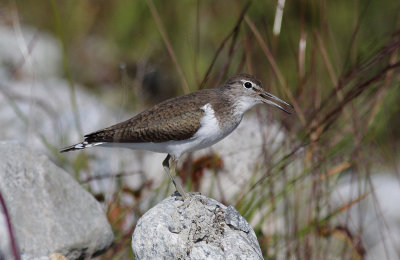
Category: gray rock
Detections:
[
  {"x1": 21, "y1": 254, "x2": 51, "y2": 260},
  {"x1": 225, "y1": 205, "x2": 251, "y2": 233},
  {"x1": 0, "y1": 25, "x2": 62, "y2": 79},
  {"x1": 332, "y1": 173, "x2": 400, "y2": 259},
  {"x1": 132, "y1": 193, "x2": 263, "y2": 259},
  {"x1": 0, "y1": 141, "x2": 114, "y2": 259}
]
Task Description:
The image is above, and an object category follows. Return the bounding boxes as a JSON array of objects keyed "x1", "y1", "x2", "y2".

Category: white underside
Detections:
[{"x1": 95, "y1": 103, "x2": 240, "y2": 158}]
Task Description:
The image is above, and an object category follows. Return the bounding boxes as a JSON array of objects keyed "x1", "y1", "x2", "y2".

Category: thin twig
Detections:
[
  {"x1": 146, "y1": 0, "x2": 190, "y2": 94},
  {"x1": 49, "y1": 0, "x2": 82, "y2": 134},
  {"x1": 0, "y1": 191, "x2": 20, "y2": 260},
  {"x1": 199, "y1": 1, "x2": 251, "y2": 89},
  {"x1": 81, "y1": 171, "x2": 144, "y2": 183},
  {"x1": 272, "y1": 0, "x2": 286, "y2": 36},
  {"x1": 314, "y1": 60, "x2": 400, "y2": 136},
  {"x1": 245, "y1": 15, "x2": 306, "y2": 127},
  {"x1": 306, "y1": 39, "x2": 400, "y2": 129}
]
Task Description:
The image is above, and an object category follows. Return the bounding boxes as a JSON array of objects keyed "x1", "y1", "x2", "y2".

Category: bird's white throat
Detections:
[{"x1": 233, "y1": 96, "x2": 261, "y2": 117}]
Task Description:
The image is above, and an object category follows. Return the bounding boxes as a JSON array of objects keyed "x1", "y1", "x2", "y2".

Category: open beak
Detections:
[{"x1": 259, "y1": 92, "x2": 294, "y2": 114}]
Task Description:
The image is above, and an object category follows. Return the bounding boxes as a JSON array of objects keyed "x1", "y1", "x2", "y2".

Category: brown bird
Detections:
[{"x1": 60, "y1": 74, "x2": 293, "y2": 199}]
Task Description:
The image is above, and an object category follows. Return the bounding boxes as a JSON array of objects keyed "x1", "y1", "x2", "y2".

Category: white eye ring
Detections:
[{"x1": 244, "y1": 82, "x2": 252, "y2": 88}]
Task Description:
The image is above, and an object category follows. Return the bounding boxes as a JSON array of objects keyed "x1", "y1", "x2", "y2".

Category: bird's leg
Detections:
[{"x1": 162, "y1": 154, "x2": 188, "y2": 199}]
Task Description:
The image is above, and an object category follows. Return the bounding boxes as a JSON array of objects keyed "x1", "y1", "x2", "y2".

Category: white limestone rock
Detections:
[
  {"x1": 332, "y1": 173, "x2": 400, "y2": 259},
  {"x1": 0, "y1": 24, "x2": 62, "y2": 79},
  {"x1": 0, "y1": 141, "x2": 114, "y2": 259},
  {"x1": 132, "y1": 193, "x2": 263, "y2": 259}
]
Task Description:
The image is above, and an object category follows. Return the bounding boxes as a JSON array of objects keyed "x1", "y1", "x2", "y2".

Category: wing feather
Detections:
[{"x1": 84, "y1": 90, "x2": 214, "y2": 143}]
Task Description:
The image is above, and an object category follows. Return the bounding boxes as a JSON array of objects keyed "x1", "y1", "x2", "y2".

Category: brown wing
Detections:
[{"x1": 84, "y1": 90, "x2": 214, "y2": 143}]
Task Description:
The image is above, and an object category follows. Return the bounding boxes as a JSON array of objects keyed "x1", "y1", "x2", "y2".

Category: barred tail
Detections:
[{"x1": 60, "y1": 141, "x2": 103, "y2": 153}]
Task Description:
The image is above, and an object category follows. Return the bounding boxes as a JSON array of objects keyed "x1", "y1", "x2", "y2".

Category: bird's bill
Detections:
[{"x1": 259, "y1": 92, "x2": 294, "y2": 114}]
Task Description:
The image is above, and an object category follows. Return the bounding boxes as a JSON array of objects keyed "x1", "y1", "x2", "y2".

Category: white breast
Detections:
[
  {"x1": 194, "y1": 103, "x2": 223, "y2": 141},
  {"x1": 165, "y1": 103, "x2": 237, "y2": 157}
]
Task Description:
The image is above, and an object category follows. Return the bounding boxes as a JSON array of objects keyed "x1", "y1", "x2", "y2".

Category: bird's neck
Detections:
[
  {"x1": 208, "y1": 93, "x2": 244, "y2": 131},
  {"x1": 234, "y1": 97, "x2": 258, "y2": 116}
]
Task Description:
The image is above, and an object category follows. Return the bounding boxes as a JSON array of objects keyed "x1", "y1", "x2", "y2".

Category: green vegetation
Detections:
[{"x1": 4, "y1": 0, "x2": 400, "y2": 258}]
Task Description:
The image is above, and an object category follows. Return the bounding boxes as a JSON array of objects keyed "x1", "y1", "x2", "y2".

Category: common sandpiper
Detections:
[{"x1": 60, "y1": 73, "x2": 293, "y2": 199}]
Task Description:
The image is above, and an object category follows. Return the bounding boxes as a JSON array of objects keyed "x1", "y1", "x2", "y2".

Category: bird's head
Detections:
[{"x1": 222, "y1": 73, "x2": 294, "y2": 114}]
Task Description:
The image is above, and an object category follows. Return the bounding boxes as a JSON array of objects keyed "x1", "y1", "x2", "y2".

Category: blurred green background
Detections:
[
  {"x1": 2, "y1": 0, "x2": 400, "y2": 259},
  {"x1": 11, "y1": 0, "x2": 400, "y2": 149}
]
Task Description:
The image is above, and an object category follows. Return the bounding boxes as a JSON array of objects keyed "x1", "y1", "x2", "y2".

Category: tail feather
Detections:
[{"x1": 60, "y1": 141, "x2": 103, "y2": 153}]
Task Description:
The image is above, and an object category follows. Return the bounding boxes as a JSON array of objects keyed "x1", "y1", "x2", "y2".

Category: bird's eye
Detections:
[{"x1": 244, "y1": 82, "x2": 252, "y2": 88}]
